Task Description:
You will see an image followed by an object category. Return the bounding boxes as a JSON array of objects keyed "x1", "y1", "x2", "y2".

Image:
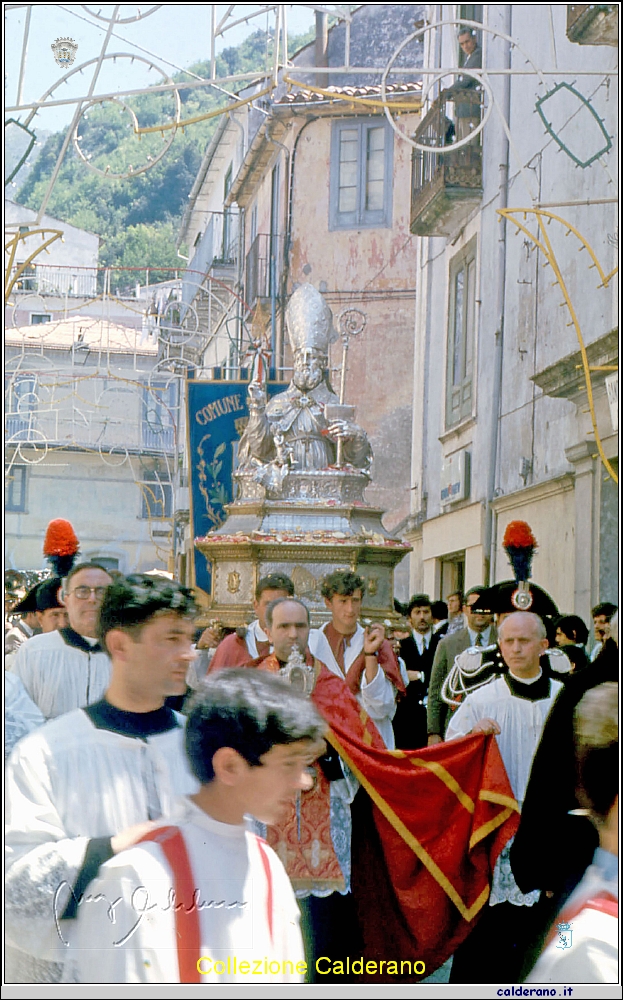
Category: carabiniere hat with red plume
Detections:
[
  {"x1": 469, "y1": 522, "x2": 559, "y2": 619},
  {"x1": 503, "y1": 520, "x2": 538, "y2": 611},
  {"x1": 12, "y1": 520, "x2": 80, "y2": 616},
  {"x1": 43, "y1": 519, "x2": 80, "y2": 578}
]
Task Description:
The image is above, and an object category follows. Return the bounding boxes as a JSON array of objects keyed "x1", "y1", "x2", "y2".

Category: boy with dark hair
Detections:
[
  {"x1": 555, "y1": 614, "x2": 590, "y2": 672},
  {"x1": 590, "y1": 602, "x2": 618, "y2": 661},
  {"x1": 6, "y1": 574, "x2": 201, "y2": 983},
  {"x1": 204, "y1": 572, "x2": 295, "y2": 672},
  {"x1": 310, "y1": 568, "x2": 404, "y2": 749},
  {"x1": 319, "y1": 569, "x2": 365, "y2": 601},
  {"x1": 431, "y1": 599, "x2": 449, "y2": 634},
  {"x1": 393, "y1": 593, "x2": 441, "y2": 749},
  {"x1": 67, "y1": 670, "x2": 326, "y2": 983}
]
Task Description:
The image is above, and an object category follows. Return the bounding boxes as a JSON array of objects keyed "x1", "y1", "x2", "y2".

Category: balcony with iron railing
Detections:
[
  {"x1": 410, "y1": 91, "x2": 483, "y2": 237},
  {"x1": 244, "y1": 232, "x2": 285, "y2": 316},
  {"x1": 10, "y1": 264, "x2": 98, "y2": 297},
  {"x1": 181, "y1": 211, "x2": 239, "y2": 313}
]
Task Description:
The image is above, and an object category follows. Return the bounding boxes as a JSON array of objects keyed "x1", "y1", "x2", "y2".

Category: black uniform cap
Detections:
[
  {"x1": 11, "y1": 585, "x2": 40, "y2": 614},
  {"x1": 35, "y1": 578, "x2": 63, "y2": 611},
  {"x1": 477, "y1": 580, "x2": 559, "y2": 618},
  {"x1": 12, "y1": 577, "x2": 63, "y2": 614}
]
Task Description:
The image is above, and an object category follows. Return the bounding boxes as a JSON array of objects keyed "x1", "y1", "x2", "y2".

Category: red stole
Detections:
[
  {"x1": 208, "y1": 632, "x2": 256, "y2": 672},
  {"x1": 324, "y1": 622, "x2": 406, "y2": 696},
  {"x1": 139, "y1": 826, "x2": 201, "y2": 984},
  {"x1": 253, "y1": 652, "x2": 347, "y2": 892},
  {"x1": 249, "y1": 651, "x2": 282, "y2": 673}
]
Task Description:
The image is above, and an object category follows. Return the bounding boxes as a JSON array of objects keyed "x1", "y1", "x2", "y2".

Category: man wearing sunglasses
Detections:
[{"x1": 11, "y1": 562, "x2": 113, "y2": 720}]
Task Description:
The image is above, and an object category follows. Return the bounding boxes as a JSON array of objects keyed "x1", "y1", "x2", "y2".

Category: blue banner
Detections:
[{"x1": 186, "y1": 379, "x2": 283, "y2": 594}]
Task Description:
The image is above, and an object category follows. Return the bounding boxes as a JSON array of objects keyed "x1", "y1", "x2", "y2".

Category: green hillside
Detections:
[{"x1": 17, "y1": 27, "x2": 314, "y2": 285}]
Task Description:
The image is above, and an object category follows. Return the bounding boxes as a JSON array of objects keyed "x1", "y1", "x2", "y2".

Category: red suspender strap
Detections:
[
  {"x1": 583, "y1": 894, "x2": 618, "y2": 919},
  {"x1": 139, "y1": 826, "x2": 201, "y2": 984},
  {"x1": 255, "y1": 836, "x2": 274, "y2": 945}
]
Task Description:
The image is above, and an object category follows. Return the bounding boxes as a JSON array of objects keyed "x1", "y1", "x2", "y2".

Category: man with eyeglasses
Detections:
[
  {"x1": 6, "y1": 573, "x2": 199, "y2": 983},
  {"x1": 11, "y1": 562, "x2": 113, "y2": 720}
]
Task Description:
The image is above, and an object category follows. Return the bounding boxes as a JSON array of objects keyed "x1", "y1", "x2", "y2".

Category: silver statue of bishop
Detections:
[{"x1": 237, "y1": 284, "x2": 372, "y2": 486}]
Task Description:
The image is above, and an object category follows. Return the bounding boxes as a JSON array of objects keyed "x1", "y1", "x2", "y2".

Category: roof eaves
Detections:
[
  {"x1": 226, "y1": 117, "x2": 289, "y2": 209},
  {"x1": 177, "y1": 112, "x2": 233, "y2": 247}
]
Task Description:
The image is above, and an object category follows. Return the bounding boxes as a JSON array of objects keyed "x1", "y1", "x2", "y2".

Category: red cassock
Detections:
[
  {"x1": 214, "y1": 651, "x2": 520, "y2": 979},
  {"x1": 207, "y1": 631, "x2": 267, "y2": 672}
]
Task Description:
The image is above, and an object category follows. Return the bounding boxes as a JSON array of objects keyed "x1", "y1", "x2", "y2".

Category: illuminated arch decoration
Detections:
[
  {"x1": 535, "y1": 82, "x2": 612, "y2": 168},
  {"x1": 500, "y1": 207, "x2": 618, "y2": 484}
]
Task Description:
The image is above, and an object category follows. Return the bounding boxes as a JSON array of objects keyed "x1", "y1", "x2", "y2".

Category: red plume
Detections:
[
  {"x1": 43, "y1": 519, "x2": 80, "y2": 556},
  {"x1": 503, "y1": 521, "x2": 537, "y2": 551},
  {"x1": 503, "y1": 521, "x2": 537, "y2": 583}
]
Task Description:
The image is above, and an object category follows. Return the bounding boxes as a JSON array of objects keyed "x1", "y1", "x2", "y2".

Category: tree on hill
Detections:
[{"x1": 16, "y1": 27, "x2": 316, "y2": 283}]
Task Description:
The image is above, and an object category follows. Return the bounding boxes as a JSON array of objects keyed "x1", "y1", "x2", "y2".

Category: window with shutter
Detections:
[
  {"x1": 330, "y1": 119, "x2": 394, "y2": 230},
  {"x1": 446, "y1": 242, "x2": 477, "y2": 428}
]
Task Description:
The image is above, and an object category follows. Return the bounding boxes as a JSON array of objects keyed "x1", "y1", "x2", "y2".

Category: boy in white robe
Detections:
[
  {"x1": 5, "y1": 574, "x2": 200, "y2": 983},
  {"x1": 527, "y1": 682, "x2": 618, "y2": 984},
  {"x1": 66, "y1": 669, "x2": 327, "y2": 983},
  {"x1": 308, "y1": 570, "x2": 400, "y2": 749}
]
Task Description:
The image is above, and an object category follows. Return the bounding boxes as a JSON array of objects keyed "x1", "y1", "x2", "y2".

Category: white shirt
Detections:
[
  {"x1": 65, "y1": 797, "x2": 305, "y2": 984},
  {"x1": 309, "y1": 622, "x2": 397, "y2": 749},
  {"x1": 446, "y1": 671, "x2": 562, "y2": 805},
  {"x1": 5, "y1": 708, "x2": 199, "y2": 981},
  {"x1": 590, "y1": 641, "x2": 603, "y2": 662},
  {"x1": 11, "y1": 629, "x2": 111, "y2": 719},
  {"x1": 527, "y1": 849, "x2": 618, "y2": 984},
  {"x1": 245, "y1": 619, "x2": 270, "y2": 658},
  {"x1": 412, "y1": 628, "x2": 433, "y2": 655},
  {"x1": 446, "y1": 672, "x2": 562, "y2": 908},
  {"x1": 467, "y1": 624, "x2": 493, "y2": 647}
]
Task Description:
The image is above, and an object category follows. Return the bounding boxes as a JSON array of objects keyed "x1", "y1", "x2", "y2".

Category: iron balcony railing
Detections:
[
  {"x1": 244, "y1": 232, "x2": 285, "y2": 313},
  {"x1": 182, "y1": 211, "x2": 239, "y2": 312},
  {"x1": 411, "y1": 90, "x2": 484, "y2": 198}
]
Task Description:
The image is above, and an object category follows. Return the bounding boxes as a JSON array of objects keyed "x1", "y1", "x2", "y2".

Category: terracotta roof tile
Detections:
[{"x1": 276, "y1": 81, "x2": 422, "y2": 105}]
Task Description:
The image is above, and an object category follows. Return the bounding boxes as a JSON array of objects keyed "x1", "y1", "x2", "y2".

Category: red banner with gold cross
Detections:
[
  {"x1": 311, "y1": 664, "x2": 520, "y2": 977},
  {"x1": 250, "y1": 655, "x2": 518, "y2": 976}
]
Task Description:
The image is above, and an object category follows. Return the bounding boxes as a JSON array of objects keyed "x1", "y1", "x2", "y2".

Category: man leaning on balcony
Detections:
[{"x1": 442, "y1": 28, "x2": 482, "y2": 141}]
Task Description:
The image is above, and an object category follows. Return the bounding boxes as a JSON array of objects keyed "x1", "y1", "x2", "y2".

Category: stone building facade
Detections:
[{"x1": 404, "y1": 4, "x2": 618, "y2": 621}]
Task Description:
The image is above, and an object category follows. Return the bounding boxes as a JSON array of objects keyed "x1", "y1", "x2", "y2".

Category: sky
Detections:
[{"x1": 4, "y1": 4, "x2": 318, "y2": 133}]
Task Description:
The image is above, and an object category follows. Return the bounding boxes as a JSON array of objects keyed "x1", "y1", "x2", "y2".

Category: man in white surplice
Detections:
[
  {"x1": 11, "y1": 562, "x2": 114, "y2": 720},
  {"x1": 308, "y1": 570, "x2": 403, "y2": 750},
  {"x1": 445, "y1": 611, "x2": 563, "y2": 983},
  {"x1": 5, "y1": 574, "x2": 200, "y2": 984}
]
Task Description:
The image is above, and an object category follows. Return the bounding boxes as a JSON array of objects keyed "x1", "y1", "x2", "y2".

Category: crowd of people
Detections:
[{"x1": 4, "y1": 523, "x2": 619, "y2": 985}]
